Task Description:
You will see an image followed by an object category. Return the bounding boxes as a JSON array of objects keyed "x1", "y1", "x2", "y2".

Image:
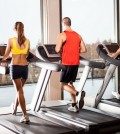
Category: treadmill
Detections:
[
  {"x1": 0, "y1": 45, "x2": 81, "y2": 134},
  {"x1": 0, "y1": 123, "x2": 17, "y2": 134},
  {"x1": 0, "y1": 44, "x2": 10, "y2": 74},
  {"x1": 95, "y1": 43, "x2": 120, "y2": 114},
  {"x1": 31, "y1": 44, "x2": 120, "y2": 134}
]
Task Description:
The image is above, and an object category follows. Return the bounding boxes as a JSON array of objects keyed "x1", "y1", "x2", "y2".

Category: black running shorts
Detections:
[
  {"x1": 10, "y1": 65, "x2": 28, "y2": 80},
  {"x1": 60, "y1": 65, "x2": 79, "y2": 83}
]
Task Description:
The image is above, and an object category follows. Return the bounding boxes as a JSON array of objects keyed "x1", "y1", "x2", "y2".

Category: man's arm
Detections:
[
  {"x1": 55, "y1": 33, "x2": 65, "y2": 53},
  {"x1": 80, "y1": 37, "x2": 87, "y2": 53}
]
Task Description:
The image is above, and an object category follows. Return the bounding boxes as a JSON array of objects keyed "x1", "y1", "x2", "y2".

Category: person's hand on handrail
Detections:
[
  {"x1": 108, "y1": 53, "x2": 116, "y2": 58},
  {"x1": 0, "y1": 60, "x2": 8, "y2": 66},
  {"x1": 108, "y1": 48, "x2": 120, "y2": 59}
]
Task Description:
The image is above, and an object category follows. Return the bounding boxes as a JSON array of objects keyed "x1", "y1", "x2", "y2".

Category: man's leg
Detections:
[
  {"x1": 61, "y1": 82, "x2": 79, "y2": 112},
  {"x1": 68, "y1": 82, "x2": 79, "y2": 103},
  {"x1": 61, "y1": 82, "x2": 78, "y2": 102},
  {"x1": 68, "y1": 82, "x2": 85, "y2": 110}
]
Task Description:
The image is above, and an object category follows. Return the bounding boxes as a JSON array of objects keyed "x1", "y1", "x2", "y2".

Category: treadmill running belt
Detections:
[
  {"x1": 0, "y1": 113, "x2": 76, "y2": 134},
  {"x1": 45, "y1": 105, "x2": 120, "y2": 133},
  {"x1": 47, "y1": 105, "x2": 118, "y2": 123},
  {"x1": 0, "y1": 125, "x2": 16, "y2": 134}
]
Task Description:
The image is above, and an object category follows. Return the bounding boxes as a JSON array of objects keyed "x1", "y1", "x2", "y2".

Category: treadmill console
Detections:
[
  {"x1": 0, "y1": 44, "x2": 7, "y2": 58},
  {"x1": 42, "y1": 44, "x2": 60, "y2": 58},
  {"x1": 0, "y1": 45, "x2": 10, "y2": 74},
  {"x1": 103, "y1": 44, "x2": 119, "y2": 54},
  {"x1": 103, "y1": 44, "x2": 120, "y2": 59}
]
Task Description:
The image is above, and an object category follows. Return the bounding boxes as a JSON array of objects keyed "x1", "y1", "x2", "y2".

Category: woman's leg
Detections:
[
  {"x1": 12, "y1": 78, "x2": 27, "y2": 116},
  {"x1": 13, "y1": 79, "x2": 26, "y2": 115}
]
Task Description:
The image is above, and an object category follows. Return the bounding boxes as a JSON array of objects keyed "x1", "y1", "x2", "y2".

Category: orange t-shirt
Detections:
[{"x1": 61, "y1": 31, "x2": 81, "y2": 65}]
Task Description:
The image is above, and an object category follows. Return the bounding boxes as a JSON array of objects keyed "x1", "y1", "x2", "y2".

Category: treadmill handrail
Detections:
[
  {"x1": 37, "y1": 45, "x2": 105, "y2": 69},
  {"x1": 0, "y1": 52, "x2": 63, "y2": 74},
  {"x1": 80, "y1": 56, "x2": 105, "y2": 69},
  {"x1": 27, "y1": 52, "x2": 63, "y2": 72},
  {"x1": 96, "y1": 44, "x2": 120, "y2": 66},
  {"x1": 32, "y1": 61, "x2": 62, "y2": 72}
]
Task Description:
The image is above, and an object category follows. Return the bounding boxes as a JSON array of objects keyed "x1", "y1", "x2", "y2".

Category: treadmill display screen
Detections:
[
  {"x1": 103, "y1": 44, "x2": 119, "y2": 53},
  {"x1": 0, "y1": 45, "x2": 7, "y2": 58},
  {"x1": 43, "y1": 44, "x2": 60, "y2": 57}
]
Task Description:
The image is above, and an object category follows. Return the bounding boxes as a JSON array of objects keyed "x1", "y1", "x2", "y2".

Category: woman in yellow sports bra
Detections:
[{"x1": 1, "y1": 22, "x2": 30, "y2": 123}]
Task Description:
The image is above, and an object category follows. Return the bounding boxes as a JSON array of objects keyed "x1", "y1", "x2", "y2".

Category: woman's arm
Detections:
[
  {"x1": 2, "y1": 39, "x2": 11, "y2": 60},
  {"x1": 26, "y1": 39, "x2": 30, "y2": 57},
  {"x1": 1, "y1": 39, "x2": 11, "y2": 66}
]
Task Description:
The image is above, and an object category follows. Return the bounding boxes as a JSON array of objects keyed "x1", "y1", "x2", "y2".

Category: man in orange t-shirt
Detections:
[{"x1": 55, "y1": 17, "x2": 87, "y2": 112}]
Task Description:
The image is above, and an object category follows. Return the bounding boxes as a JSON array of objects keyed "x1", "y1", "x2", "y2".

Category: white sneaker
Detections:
[
  {"x1": 20, "y1": 115, "x2": 30, "y2": 124},
  {"x1": 112, "y1": 91, "x2": 120, "y2": 99},
  {"x1": 68, "y1": 105, "x2": 79, "y2": 112}
]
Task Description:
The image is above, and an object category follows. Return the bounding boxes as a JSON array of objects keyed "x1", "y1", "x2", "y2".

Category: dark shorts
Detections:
[
  {"x1": 10, "y1": 65, "x2": 28, "y2": 80},
  {"x1": 60, "y1": 65, "x2": 79, "y2": 83}
]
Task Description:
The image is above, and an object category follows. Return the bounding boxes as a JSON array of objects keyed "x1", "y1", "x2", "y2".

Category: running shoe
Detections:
[
  {"x1": 112, "y1": 91, "x2": 120, "y2": 99},
  {"x1": 20, "y1": 115, "x2": 30, "y2": 124},
  {"x1": 68, "y1": 105, "x2": 79, "y2": 112}
]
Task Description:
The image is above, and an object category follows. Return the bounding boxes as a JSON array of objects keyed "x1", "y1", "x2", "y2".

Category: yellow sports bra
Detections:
[{"x1": 11, "y1": 38, "x2": 29, "y2": 55}]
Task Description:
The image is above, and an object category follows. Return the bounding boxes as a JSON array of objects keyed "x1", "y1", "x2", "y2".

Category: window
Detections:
[
  {"x1": 0, "y1": 0, "x2": 41, "y2": 48},
  {"x1": 0, "y1": 0, "x2": 41, "y2": 106},
  {"x1": 62, "y1": 0, "x2": 115, "y2": 100},
  {"x1": 62, "y1": 0, "x2": 114, "y2": 46}
]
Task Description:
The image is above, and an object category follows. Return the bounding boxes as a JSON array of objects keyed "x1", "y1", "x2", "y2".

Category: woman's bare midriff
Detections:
[{"x1": 11, "y1": 54, "x2": 28, "y2": 65}]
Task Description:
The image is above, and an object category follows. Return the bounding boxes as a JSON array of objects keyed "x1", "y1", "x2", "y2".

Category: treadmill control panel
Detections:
[
  {"x1": 42, "y1": 44, "x2": 60, "y2": 58},
  {"x1": 103, "y1": 44, "x2": 120, "y2": 59},
  {"x1": 103, "y1": 44, "x2": 119, "y2": 54},
  {"x1": 0, "y1": 45, "x2": 7, "y2": 58}
]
